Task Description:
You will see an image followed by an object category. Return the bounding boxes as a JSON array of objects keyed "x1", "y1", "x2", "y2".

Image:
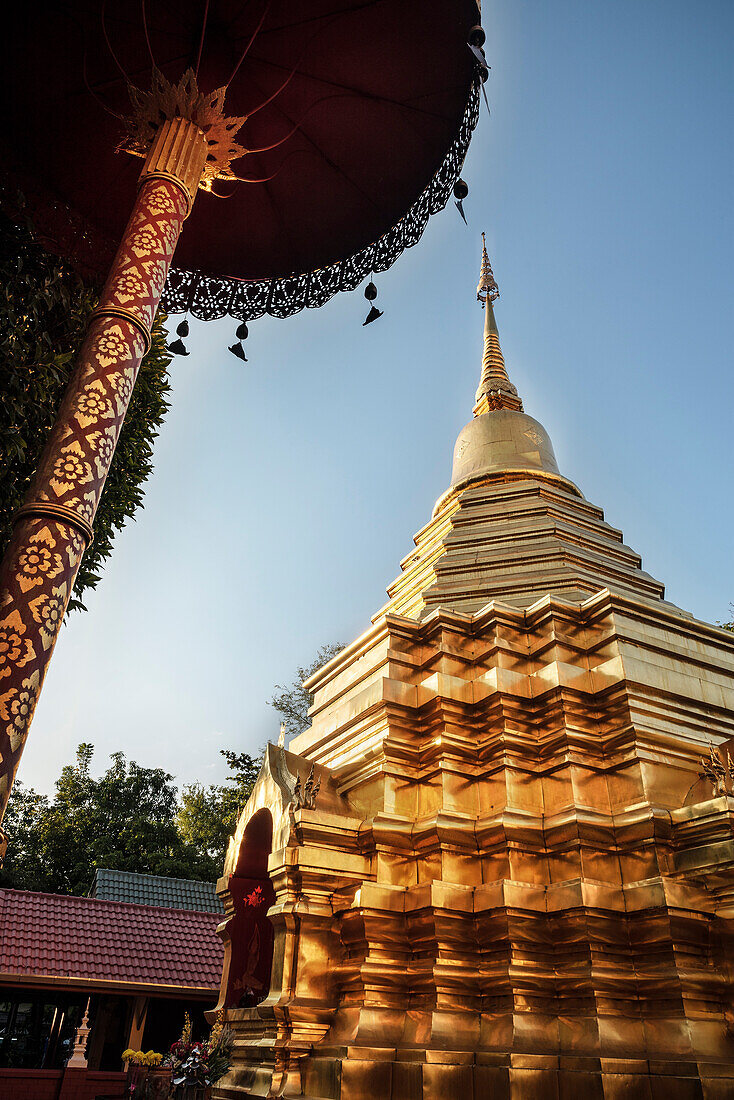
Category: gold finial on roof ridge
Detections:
[
  {"x1": 477, "y1": 232, "x2": 499, "y2": 304},
  {"x1": 473, "y1": 236, "x2": 522, "y2": 415}
]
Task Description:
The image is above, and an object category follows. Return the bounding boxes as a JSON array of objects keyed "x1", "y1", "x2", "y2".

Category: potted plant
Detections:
[
  {"x1": 165, "y1": 1011, "x2": 233, "y2": 1099},
  {"x1": 122, "y1": 1048, "x2": 171, "y2": 1097}
]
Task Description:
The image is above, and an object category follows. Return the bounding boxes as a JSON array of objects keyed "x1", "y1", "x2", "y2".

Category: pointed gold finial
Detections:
[
  {"x1": 473, "y1": 236, "x2": 523, "y2": 416},
  {"x1": 477, "y1": 232, "x2": 499, "y2": 304}
]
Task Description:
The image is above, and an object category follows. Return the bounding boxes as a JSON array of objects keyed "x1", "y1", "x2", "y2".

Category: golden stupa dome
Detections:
[
  {"x1": 451, "y1": 407, "x2": 561, "y2": 490},
  {"x1": 448, "y1": 236, "x2": 577, "y2": 497}
]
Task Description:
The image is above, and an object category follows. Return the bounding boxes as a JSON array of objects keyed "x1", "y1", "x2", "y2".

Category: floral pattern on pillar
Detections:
[{"x1": 0, "y1": 179, "x2": 188, "y2": 826}]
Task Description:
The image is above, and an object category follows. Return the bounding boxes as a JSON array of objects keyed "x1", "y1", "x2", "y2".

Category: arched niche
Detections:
[{"x1": 218, "y1": 808, "x2": 276, "y2": 1010}]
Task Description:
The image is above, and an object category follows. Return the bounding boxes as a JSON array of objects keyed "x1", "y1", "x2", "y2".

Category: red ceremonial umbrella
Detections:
[{"x1": 0, "y1": 0, "x2": 484, "y2": 852}]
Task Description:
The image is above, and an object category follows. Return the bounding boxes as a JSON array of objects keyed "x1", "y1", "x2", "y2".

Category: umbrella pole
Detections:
[{"x1": 0, "y1": 120, "x2": 207, "y2": 860}]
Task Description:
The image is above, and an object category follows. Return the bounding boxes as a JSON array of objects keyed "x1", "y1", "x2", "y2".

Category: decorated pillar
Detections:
[{"x1": 0, "y1": 119, "x2": 207, "y2": 855}]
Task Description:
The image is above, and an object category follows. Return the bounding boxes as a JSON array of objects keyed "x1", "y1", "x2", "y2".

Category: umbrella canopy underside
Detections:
[{"x1": 1, "y1": 0, "x2": 481, "y2": 319}]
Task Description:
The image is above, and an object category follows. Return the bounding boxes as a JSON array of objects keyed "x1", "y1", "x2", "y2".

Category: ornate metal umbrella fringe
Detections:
[{"x1": 162, "y1": 82, "x2": 481, "y2": 323}]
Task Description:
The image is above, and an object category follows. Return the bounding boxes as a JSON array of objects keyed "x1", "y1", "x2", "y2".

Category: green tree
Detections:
[
  {"x1": 0, "y1": 744, "x2": 214, "y2": 895},
  {"x1": 268, "y1": 642, "x2": 344, "y2": 736},
  {"x1": 0, "y1": 211, "x2": 172, "y2": 611},
  {"x1": 0, "y1": 780, "x2": 50, "y2": 890},
  {"x1": 178, "y1": 642, "x2": 346, "y2": 868},
  {"x1": 177, "y1": 750, "x2": 261, "y2": 871},
  {"x1": 0, "y1": 646, "x2": 346, "y2": 894}
]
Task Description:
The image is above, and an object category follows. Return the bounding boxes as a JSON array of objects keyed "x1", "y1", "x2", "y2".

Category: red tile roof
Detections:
[{"x1": 0, "y1": 889, "x2": 223, "y2": 993}]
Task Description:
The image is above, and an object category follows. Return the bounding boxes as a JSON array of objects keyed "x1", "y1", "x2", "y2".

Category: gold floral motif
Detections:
[
  {"x1": 140, "y1": 258, "x2": 168, "y2": 297},
  {"x1": 56, "y1": 499, "x2": 93, "y2": 564},
  {"x1": 29, "y1": 585, "x2": 67, "y2": 651},
  {"x1": 159, "y1": 220, "x2": 179, "y2": 250},
  {"x1": 16, "y1": 534, "x2": 63, "y2": 594},
  {"x1": 130, "y1": 327, "x2": 149, "y2": 356},
  {"x1": 0, "y1": 611, "x2": 35, "y2": 679},
  {"x1": 95, "y1": 325, "x2": 128, "y2": 369},
  {"x1": 67, "y1": 547, "x2": 84, "y2": 571},
  {"x1": 108, "y1": 371, "x2": 134, "y2": 415},
  {"x1": 130, "y1": 228, "x2": 162, "y2": 259},
  {"x1": 86, "y1": 427, "x2": 117, "y2": 478},
  {"x1": 49, "y1": 446, "x2": 93, "y2": 496},
  {"x1": 59, "y1": 525, "x2": 84, "y2": 568},
  {"x1": 147, "y1": 187, "x2": 177, "y2": 216},
  {"x1": 112, "y1": 271, "x2": 146, "y2": 304},
  {"x1": 0, "y1": 672, "x2": 40, "y2": 752},
  {"x1": 74, "y1": 384, "x2": 114, "y2": 428},
  {"x1": 63, "y1": 496, "x2": 95, "y2": 526}
]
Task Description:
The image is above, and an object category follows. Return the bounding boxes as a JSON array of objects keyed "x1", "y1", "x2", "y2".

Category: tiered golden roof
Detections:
[{"x1": 212, "y1": 243, "x2": 734, "y2": 1100}]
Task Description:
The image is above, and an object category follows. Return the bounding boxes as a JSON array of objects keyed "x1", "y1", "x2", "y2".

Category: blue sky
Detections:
[{"x1": 22, "y1": 0, "x2": 734, "y2": 795}]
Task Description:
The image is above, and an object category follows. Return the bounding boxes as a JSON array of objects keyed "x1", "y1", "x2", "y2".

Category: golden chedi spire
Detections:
[
  {"x1": 474, "y1": 234, "x2": 522, "y2": 415},
  {"x1": 450, "y1": 236, "x2": 570, "y2": 497},
  {"x1": 374, "y1": 234, "x2": 671, "y2": 621},
  {"x1": 216, "y1": 223, "x2": 734, "y2": 1100}
]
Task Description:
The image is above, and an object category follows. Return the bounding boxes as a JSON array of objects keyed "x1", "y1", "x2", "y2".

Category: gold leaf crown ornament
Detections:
[
  {"x1": 477, "y1": 231, "x2": 499, "y2": 304},
  {"x1": 124, "y1": 68, "x2": 248, "y2": 192}
]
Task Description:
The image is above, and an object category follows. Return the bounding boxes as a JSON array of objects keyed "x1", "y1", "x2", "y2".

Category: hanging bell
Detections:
[
  {"x1": 453, "y1": 178, "x2": 469, "y2": 225},
  {"x1": 228, "y1": 342, "x2": 248, "y2": 361},
  {"x1": 364, "y1": 281, "x2": 378, "y2": 302},
  {"x1": 469, "y1": 42, "x2": 491, "y2": 112},
  {"x1": 169, "y1": 338, "x2": 189, "y2": 356},
  {"x1": 468, "y1": 28, "x2": 490, "y2": 110},
  {"x1": 480, "y1": 75, "x2": 490, "y2": 113},
  {"x1": 236, "y1": 321, "x2": 249, "y2": 341},
  {"x1": 468, "y1": 42, "x2": 489, "y2": 77},
  {"x1": 363, "y1": 305, "x2": 383, "y2": 326},
  {"x1": 176, "y1": 319, "x2": 190, "y2": 338}
]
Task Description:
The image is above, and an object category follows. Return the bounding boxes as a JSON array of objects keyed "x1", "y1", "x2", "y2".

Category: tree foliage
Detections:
[
  {"x1": 177, "y1": 750, "x2": 262, "y2": 870},
  {"x1": 0, "y1": 743, "x2": 261, "y2": 894},
  {"x1": 268, "y1": 642, "x2": 344, "y2": 736},
  {"x1": 0, "y1": 211, "x2": 172, "y2": 611},
  {"x1": 0, "y1": 780, "x2": 51, "y2": 892},
  {"x1": 0, "y1": 744, "x2": 218, "y2": 895},
  {"x1": 0, "y1": 647, "x2": 343, "y2": 894}
]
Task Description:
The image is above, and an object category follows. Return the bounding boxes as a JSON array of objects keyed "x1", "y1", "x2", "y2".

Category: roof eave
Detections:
[{"x1": 0, "y1": 971, "x2": 218, "y2": 999}]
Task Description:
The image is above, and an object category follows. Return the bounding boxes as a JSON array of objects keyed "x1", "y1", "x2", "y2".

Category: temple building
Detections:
[
  {"x1": 212, "y1": 241, "x2": 734, "y2": 1099},
  {"x1": 0, "y1": 870, "x2": 222, "y2": 1096}
]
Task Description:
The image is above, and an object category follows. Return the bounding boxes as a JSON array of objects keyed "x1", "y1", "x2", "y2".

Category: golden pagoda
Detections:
[{"x1": 212, "y1": 240, "x2": 734, "y2": 1099}]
